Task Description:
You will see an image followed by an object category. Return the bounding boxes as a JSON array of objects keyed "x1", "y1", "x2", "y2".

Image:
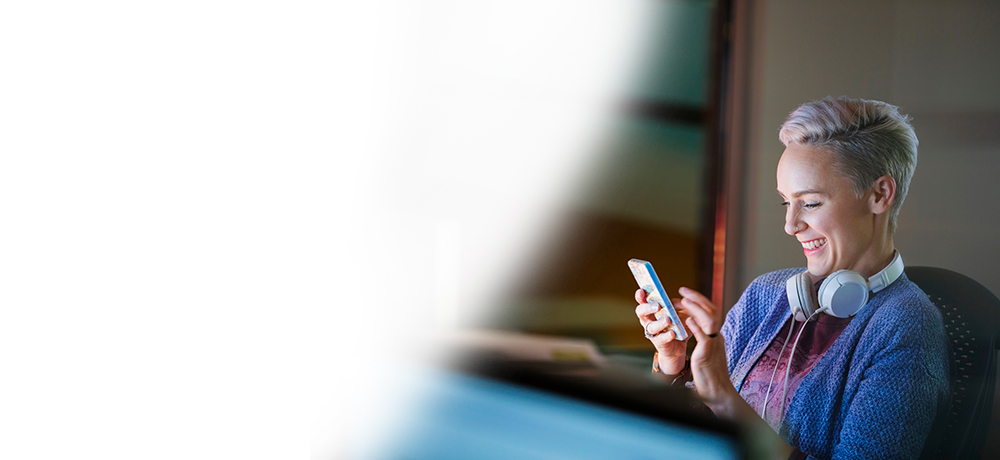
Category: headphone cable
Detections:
[
  {"x1": 761, "y1": 318, "x2": 798, "y2": 422},
  {"x1": 777, "y1": 307, "x2": 829, "y2": 424}
]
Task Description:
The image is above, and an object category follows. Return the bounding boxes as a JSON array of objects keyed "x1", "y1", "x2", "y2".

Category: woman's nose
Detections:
[{"x1": 785, "y1": 208, "x2": 803, "y2": 235}]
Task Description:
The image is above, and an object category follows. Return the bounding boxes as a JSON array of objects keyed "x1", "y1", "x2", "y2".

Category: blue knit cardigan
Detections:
[{"x1": 722, "y1": 268, "x2": 950, "y2": 460}]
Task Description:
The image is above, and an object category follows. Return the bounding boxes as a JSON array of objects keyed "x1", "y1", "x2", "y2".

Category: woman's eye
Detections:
[
  {"x1": 804, "y1": 202, "x2": 821, "y2": 209},
  {"x1": 780, "y1": 201, "x2": 789, "y2": 207}
]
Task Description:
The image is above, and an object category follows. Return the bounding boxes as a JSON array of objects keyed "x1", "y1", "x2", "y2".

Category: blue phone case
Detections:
[{"x1": 628, "y1": 259, "x2": 688, "y2": 341}]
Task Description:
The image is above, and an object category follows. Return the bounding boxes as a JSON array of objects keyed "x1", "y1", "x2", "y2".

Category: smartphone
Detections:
[{"x1": 628, "y1": 259, "x2": 688, "y2": 341}]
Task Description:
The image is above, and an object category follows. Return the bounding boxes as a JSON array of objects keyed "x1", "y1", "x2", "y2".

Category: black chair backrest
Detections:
[{"x1": 907, "y1": 266, "x2": 1000, "y2": 460}]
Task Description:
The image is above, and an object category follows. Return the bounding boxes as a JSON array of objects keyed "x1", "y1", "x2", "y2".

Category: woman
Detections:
[{"x1": 636, "y1": 97, "x2": 950, "y2": 459}]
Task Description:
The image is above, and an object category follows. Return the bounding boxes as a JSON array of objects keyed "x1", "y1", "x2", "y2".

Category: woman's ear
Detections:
[{"x1": 870, "y1": 175, "x2": 896, "y2": 214}]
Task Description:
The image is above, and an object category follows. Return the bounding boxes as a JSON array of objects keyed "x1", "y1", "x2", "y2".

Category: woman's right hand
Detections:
[{"x1": 635, "y1": 289, "x2": 689, "y2": 374}]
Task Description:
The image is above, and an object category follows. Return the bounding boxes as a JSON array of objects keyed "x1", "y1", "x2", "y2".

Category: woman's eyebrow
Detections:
[{"x1": 776, "y1": 189, "x2": 827, "y2": 197}]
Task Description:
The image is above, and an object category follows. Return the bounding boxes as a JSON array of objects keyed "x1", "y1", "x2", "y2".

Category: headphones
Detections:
[{"x1": 785, "y1": 251, "x2": 904, "y2": 322}]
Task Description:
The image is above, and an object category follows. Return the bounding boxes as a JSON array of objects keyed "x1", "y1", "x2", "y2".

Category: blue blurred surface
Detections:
[{"x1": 375, "y1": 368, "x2": 740, "y2": 460}]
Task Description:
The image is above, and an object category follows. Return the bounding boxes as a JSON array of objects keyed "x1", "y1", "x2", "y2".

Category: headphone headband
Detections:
[
  {"x1": 787, "y1": 251, "x2": 904, "y2": 321},
  {"x1": 867, "y1": 251, "x2": 904, "y2": 294}
]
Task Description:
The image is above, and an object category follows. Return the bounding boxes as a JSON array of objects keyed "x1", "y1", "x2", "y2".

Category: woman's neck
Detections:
[{"x1": 856, "y1": 239, "x2": 896, "y2": 280}]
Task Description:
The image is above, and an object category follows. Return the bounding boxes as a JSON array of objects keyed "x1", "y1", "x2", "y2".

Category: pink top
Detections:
[{"x1": 739, "y1": 314, "x2": 852, "y2": 431}]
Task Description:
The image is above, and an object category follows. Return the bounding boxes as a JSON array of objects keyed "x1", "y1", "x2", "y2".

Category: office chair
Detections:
[{"x1": 907, "y1": 266, "x2": 1000, "y2": 460}]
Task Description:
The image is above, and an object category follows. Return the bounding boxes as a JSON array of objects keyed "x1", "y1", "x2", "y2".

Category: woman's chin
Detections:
[{"x1": 806, "y1": 262, "x2": 831, "y2": 277}]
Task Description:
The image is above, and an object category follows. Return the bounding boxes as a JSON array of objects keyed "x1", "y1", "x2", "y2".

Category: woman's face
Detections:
[{"x1": 776, "y1": 143, "x2": 881, "y2": 278}]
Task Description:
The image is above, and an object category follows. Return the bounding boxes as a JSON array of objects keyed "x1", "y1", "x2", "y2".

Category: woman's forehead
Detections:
[{"x1": 777, "y1": 144, "x2": 845, "y2": 195}]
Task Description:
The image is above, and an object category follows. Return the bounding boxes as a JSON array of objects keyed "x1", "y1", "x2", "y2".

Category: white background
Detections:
[{"x1": 0, "y1": 1, "x2": 648, "y2": 458}]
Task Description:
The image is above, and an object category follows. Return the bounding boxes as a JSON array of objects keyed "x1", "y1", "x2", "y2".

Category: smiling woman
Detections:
[{"x1": 635, "y1": 97, "x2": 951, "y2": 459}]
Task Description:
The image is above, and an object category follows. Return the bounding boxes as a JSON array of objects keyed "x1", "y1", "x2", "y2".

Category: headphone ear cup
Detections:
[
  {"x1": 786, "y1": 272, "x2": 819, "y2": 322},
  {"x1": 818, "y1": 270, "x2": 869, "y2": 318}
]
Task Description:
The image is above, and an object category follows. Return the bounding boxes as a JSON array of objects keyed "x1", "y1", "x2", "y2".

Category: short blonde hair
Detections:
[{"x1": 779, "y1": 97, "x2": 918, "y2": 234}]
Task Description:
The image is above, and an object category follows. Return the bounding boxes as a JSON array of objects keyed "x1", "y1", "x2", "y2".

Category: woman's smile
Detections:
[{"x1": 800, "y1": 237, "x2": 827, "y2": 255}]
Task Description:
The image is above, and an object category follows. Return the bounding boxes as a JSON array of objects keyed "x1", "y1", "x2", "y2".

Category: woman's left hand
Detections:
[{"x1": 676, "y1": 287, "x2": 740, "y2": 411}]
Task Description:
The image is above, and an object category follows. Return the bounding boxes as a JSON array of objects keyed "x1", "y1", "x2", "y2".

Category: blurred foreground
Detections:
[{"x1": 342, "y1": 329, "x2": 778, "y2": 460}]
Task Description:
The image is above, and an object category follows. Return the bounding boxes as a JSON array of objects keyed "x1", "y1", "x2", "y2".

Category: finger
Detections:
[
  {"x1": 645, "y1": 317, "x2": 671, "y2": 336},
  {"x1": 676, "y1": 287, "x2": 718, "y2": 330},
  {"x1": 634, "y1": 302, "x2": 660, "y2": 320},
  {"x1": 669, "y1": 298, "x2": 691, "y2": 321},
  {"x1": 651, "y1": 329, "x2": 676, "y2": 347},
  {"x1": 686, "y1": 317, "x2": 709, "y2": 342},
  {"x1": 678, "y1": 297, "x2": 716, "y2": 334},
  {"x1": 679, "y1": 287, "x2": 719, "y2": 318},
  {"x1": 635, "y1": 289, "x2": 647, "y2": 304}
]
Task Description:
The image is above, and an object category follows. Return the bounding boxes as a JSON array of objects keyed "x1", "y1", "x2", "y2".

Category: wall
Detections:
[{"x1": 729, "y1": 0, "x2": 1000, "y2": 303}]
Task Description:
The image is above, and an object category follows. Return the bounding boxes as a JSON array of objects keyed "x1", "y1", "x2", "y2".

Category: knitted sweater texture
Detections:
[{"x1": 722, "y1": 268, "x2": 950, "y2": 460}]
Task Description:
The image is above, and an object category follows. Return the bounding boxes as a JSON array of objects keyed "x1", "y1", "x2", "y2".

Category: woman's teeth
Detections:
[{"x1": 802, "y1": 238, "x2": 827, "y2": 250}]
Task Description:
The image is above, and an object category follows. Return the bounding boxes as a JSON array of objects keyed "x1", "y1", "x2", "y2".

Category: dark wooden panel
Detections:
[
  {"x1": 512, "y1": 211, "x2": 701, "y2": 298},
  {"x1": 491, "y1": 211, "x2": 703, "y2": 351}
]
